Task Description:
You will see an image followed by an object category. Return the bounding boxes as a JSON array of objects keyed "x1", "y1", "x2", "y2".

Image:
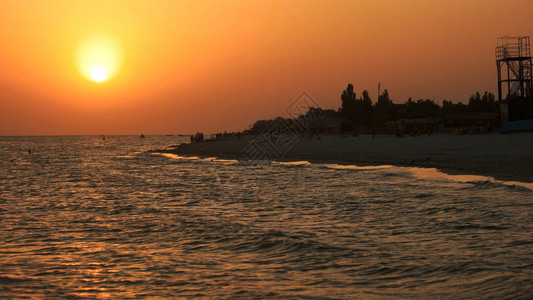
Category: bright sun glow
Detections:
[
  {"x1": 90, "y1": 65, "x2": 107, "y2": 82},
  {"x1": 75, "y1": 33, "x2": 123, "y2": 83}
]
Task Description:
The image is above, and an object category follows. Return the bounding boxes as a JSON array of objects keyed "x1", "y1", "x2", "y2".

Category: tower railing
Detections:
[{"x1": 496, "y1": 36, "x2": 531, "y2": 60}]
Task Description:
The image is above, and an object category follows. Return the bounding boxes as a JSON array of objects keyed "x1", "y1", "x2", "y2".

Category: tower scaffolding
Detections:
[{"x1": 496, "y1": 36, "x2": 533, "y2": 123}]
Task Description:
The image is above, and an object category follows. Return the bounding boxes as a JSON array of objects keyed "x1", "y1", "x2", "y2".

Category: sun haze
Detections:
[
  {"x1": 76, "y1": 34, "x2": 122, "y2": 83},
  {"x1": 0, "y1": 0, "x2": 532, "y2": 135}
]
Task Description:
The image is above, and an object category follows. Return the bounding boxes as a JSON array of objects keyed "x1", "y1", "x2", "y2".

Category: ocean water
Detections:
[{"x1": 1, "y1": 135, "x2": 532, "y2": 299}]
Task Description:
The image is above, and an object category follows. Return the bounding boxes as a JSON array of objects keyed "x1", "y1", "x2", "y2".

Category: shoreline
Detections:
[{"x1": 157, "y1": 133, "x2": 533, "y2": 184}]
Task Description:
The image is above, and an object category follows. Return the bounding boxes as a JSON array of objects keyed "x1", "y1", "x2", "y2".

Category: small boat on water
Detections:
[
  {"x1": 499, "y1": 119, "x2": 533, "y2": 134},
  {"x1": 140, "y1": 134, "x2": 145, "y2": 138}
]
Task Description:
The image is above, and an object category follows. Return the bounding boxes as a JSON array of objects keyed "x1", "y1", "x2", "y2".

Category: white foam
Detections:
[
  {"x1": 213, "y1": 159, "x2": 239, "y2": 164},
  {"x1": 324, "y1": 164, "x2": 395, "y2": 170},
  {"x1": 276, "y1": 161, "x2": 312, "y2": 166},
  {"x1": 154, "y1": 153, "x2": 237, "y2": 164}
]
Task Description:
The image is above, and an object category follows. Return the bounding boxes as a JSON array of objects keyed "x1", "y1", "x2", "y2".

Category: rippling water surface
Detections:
[{"x1": 1, "y1": 136, "x2": 532, "y2": 298}]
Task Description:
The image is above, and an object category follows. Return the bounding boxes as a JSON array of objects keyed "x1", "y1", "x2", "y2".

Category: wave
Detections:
[
  {"x1": 323, "y1": 163, "x2": 533, "y2": 191},
  {"x1": 153, "y1": 151, "x2": 533, "y2": 191},
  {"x1": 220, "y1": 230, "x2": 350, "y2": 259},
  {"x1": 407, "y1": 168, "x2": 533, "y2": 191},
  {"x1": 153, "y1": 153, "x2": 239, "y2": 164}
]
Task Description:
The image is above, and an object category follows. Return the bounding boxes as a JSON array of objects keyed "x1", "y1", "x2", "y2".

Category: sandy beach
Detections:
[{"x1": 161, "y1": 133, "x2": 533, "y2": 183}]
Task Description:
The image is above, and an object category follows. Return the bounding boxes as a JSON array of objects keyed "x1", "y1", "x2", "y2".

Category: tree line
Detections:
[
  {"x1": 339, "y1": 83, "x2": 497, "y2": 124},
  {"x1": 250, "y1": 83, "x2": 499, "y2": 133}
]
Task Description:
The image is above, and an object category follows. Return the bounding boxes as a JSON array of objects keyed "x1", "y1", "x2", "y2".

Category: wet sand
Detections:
[{"x1": 162, "y1": 133, "x2": 533, "y2": 183}]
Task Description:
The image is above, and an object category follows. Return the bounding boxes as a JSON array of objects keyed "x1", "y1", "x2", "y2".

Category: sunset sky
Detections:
[{"x1": 1, "y1": 0, "x2": 532, "y2": 135}]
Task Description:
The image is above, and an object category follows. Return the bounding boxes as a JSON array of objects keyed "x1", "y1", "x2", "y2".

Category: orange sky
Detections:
[{"x1": 1, "y1": 0, "x2": 532, "y2": 135}]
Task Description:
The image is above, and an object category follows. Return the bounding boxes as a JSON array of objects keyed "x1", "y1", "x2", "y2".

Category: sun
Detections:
[
  {"x1": 90, "y1": 65, "x2": 107, "y2": 82},
  {"x1": 75, "y1": 33, "x2": 123, "y2": 83}
]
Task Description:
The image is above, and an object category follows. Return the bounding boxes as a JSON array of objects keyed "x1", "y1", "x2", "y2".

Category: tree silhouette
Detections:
[
  {"x1": 375, "y1": 89, "x2": 393, "y2": 117},
  {"x1": 354, "y1": 90, "x2": 373, "y2": 124},
  {"x1": 361, "y1": 90, "x2": 372, "y2": 107},
  {"x1": 468, "y1": 91, "x2": 497, "y2": 111},
  {"x1": 340, "y1": 84, "x2": 357, "y2": 120}
]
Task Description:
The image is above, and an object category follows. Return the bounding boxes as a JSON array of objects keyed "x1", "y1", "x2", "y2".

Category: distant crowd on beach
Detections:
[
  {"x1": 190, "y1": 114, "x2": 498, "y2": 145},
  {"x1": 212, "y1": 131, "x2": 241, "y2": 141},
  {"x1": 334, "y1": 117, "x2": 499, "y2": 138},
  {"x1": 446, "y1": 122, "x2": 496, "y2": 135},
  {"x1": 190, "y1": 131, "x2": 241, "y2": 143},
  {"x1": 191, "y1": 132, "x2": 204, "y2": 143}
]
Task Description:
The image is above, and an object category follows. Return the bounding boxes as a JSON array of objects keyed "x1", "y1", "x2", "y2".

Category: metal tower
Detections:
[{"x1": 496, "y1": 36, "x2": 533, "y2": 123}]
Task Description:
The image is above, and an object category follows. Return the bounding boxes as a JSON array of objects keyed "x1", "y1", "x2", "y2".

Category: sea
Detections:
[{"x1": 1, "y1": 135, "x2": 532, "y2": 299}]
